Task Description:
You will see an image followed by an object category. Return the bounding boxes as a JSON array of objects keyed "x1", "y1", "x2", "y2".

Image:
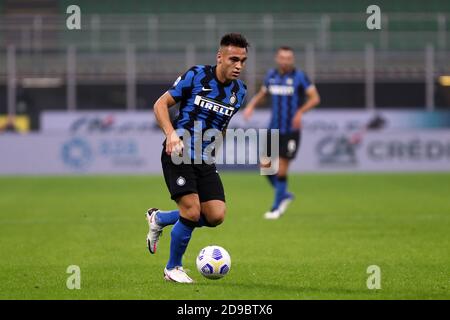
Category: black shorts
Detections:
[
  {"x1": 263, "y1": 130, "x2": 301, "y2": 160},
  {"x1": 161, "y1": 148, "x2": 225, "y2": 202}
]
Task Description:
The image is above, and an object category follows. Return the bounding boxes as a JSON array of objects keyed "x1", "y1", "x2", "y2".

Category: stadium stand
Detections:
[{"x1": 0, "y1": 0, "x2": 449, "y2": 119}]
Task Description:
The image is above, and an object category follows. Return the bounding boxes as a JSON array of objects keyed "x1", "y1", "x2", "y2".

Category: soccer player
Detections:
[
  {"x1": 146, "y1": 33, "x2": 248, "y2": 283},
  {"x1": 243, "y1": 46, "x2": 320, "y2": 219}
]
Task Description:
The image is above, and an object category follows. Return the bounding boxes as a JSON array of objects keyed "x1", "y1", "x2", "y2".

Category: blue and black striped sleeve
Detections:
[
  {"x1": 168, "y1": 66, "x2": 198, "y2": 102},
  {"x1": 241, "y1": 82, "x2": 248, "y2": 103},
  {"x1": 297, "y1": 72, "x2": 313, "y2": 91},
  {"x1": 262, "y1": 69, "x2": 274, "y2": 89}
]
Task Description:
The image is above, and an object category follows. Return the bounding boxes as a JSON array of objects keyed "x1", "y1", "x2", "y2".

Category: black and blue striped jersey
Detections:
[
  {"x1": 168, "y1": 65, "x2": 247, "y2": 161},
  {"x1": 263, "y1": 68, "x2": 313, "y2": 134}
]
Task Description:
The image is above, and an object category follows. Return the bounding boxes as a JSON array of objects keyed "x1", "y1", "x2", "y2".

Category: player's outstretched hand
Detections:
[{"x1": 166, "y1": 131, "x2": 184, "y2": 156}]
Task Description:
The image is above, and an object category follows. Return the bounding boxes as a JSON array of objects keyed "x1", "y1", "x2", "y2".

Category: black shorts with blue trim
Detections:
[{"x1": 161, "y1": 148, "x2": 225, "y2": 202}]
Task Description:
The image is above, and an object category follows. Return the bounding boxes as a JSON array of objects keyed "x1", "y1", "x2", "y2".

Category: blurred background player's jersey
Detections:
[
  {"x1": 168, "y1": 65, "x2": 247, "y2": 161},
  {"x1": 263, "y1": 69, "x2": 313, "y2": 134}
]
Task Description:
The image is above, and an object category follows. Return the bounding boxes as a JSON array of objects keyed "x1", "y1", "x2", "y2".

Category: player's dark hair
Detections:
[
  {"x1": 278, "y1": 46, "x2": 294, "y2": 52},
  {"x1": 220, "y1": 33, "x2": 249, "y2": 50}
]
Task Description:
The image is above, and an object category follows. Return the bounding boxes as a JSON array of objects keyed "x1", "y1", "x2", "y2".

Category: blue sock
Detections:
[
  {"x1": 271, "y1": 176, "x2": 288, "y2": 211},
  {"x1": 266, "y1": 174, "x2": 277, "y2": 188},
  {"x1": 166, "y1": 217, "x2": 195, "y2": 269},
  {"x1": 155, "y1": 210, "x2": 179, "y2": 227},
  {"x1": 156, "y1": 210, "x2": 211, "y2": 228}
]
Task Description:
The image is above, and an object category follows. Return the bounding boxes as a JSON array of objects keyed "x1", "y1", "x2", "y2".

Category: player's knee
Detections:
[
  {"x1": 208, "y1": 208, "x2": 226, "y2": 227},
  {"x1": 208, "y1": 216, "x2": 224, "y2": 227},
  {"x1": 181, "y1": 202, "x2": 201, "y2": 222}
]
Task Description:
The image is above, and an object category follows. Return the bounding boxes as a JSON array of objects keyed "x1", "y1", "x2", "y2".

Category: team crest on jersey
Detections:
[
  {"x1": 229, "y1": 92, "x2": 237, "y2": 106},
  {"x1": 286, "y1": 78, "x2": 293, "y2": 85}
]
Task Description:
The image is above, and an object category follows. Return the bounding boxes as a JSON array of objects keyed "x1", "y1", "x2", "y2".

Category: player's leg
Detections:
[
  {"x1": 146, "y1": 205, "x2": 212, "y2": 244},
  {"x1": 264, "y1": 173, "x2": 276, "y2": 187},
  {"x1": 263, "y1": 157, "x2": 288, "y2": 219},
  {"x1": 279, "y1": 131, "x2": 302, "y2": 215},
  {"x1": 265, "y1": 131, "x2": 299, "y2": 219},
  {"x1": 146, "y1": 205, "x2": 212, "y2": 256},
  {"x1": 163, "y1": 193, "x2": 200, "y2": 283},
  {"x1": 153, "y1": 209, "x2": 179, "y2": 226},
  {"x1": 196, "y1": 163, "x2": 227, "y2": 226},
  {"x1": 164, "y1": 165, "x2": 226, "y2": 283},
  {"x1": 262, "y1": 129, "x2": 277, "y2": 188},
  {"x1": 272, "y1": 157, "x2": 294, "y2": 212},
  {"x1": 200, "y1": 200, "x2": 226, "y2": 227},
  {"x1": 147, "y1": 205, "x2": 214, "y2": 232},
  {"x1": 146, "y1": 149, "x2": 197, "y2": 255},
  {"x1": 260, "y1": 160, "x2": 277, "y2": 188},
  {"x1": 167, "y1": 193, "x2": 200, "y2": 265}
]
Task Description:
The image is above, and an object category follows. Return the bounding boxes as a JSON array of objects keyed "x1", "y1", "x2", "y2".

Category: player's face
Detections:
[
  {"x1": 275, "y1": 49, "x2": 295, "y2": 73},
  {"x1": 217, "y1": 46, "x2": 247, "y2": 81}
]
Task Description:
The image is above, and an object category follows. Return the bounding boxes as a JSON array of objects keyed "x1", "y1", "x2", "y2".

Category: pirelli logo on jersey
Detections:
[
  {"x1": 194, "y1": 95, "x2": 235, "y2": 117},
  {"x1": 268, "y1": 85, "x2": 294, "y2": 96}
]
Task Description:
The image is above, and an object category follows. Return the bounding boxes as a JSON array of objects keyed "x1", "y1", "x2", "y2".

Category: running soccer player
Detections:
[
  {"x1": 146, "y1": 33, "x2": 248, "y2": 283},
  {"x1": 243, "y1": 46, "x2": 320, "y2": 219}
]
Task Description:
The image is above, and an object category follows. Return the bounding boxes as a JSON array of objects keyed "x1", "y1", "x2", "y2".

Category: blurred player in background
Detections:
[
  {"x1": 147, "y1": 33, "x2": 248, "y2": 283},
  {"x1": 243, "y1": 46, "x2": 320, "y2": 219}
]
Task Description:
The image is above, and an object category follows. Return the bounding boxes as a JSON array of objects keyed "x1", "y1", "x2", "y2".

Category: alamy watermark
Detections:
[
  {"x1": 65, "y1": 5, "x2": 382, "y2": 31},
  {"x1": 366, "y1": 265, "x2": 381, "y2": 290},
  {"x1": 168, "y1": 123, "x2": 280, "y2": 175},
  {"x1": 366, "y1": 5, "x2": 382, "y2": 30},
  {"x1": 66, "y1": 265, "x2": 81, "y2": 290},
  {"x1": 66, "y1": 5, "x2": 81, "y2": 30}
]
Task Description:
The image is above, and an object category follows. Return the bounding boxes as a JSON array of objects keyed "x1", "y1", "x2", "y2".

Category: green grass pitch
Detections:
[{"x1": 0, "y1": 173, "x2": 449, "y2": 299}]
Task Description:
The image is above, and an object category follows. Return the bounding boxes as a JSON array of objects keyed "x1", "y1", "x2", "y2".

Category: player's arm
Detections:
[
  {"x1": 243, "y1": 86, "x2": 268, "y2": 120},
  {"x1": 292, "y1": 85, "x2": 320, "y2": 129},
  {"x1": 153, "y1": 91, "x2": 183, "y2": 155},
  {"x1": 155, "y1": 67, "x2": 197, "y2": 155}
]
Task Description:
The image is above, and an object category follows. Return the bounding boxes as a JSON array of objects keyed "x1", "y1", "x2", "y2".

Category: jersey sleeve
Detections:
[
  {"x1": 167, "y1": 67, "x2": 197, "y2": 102},
  {"x1": 262, "y1": 70, "x2": 273, "y2": 89},
  {"x1": 297, "y1": 72, "x2": 313, "y2": 91},
  {"x1": 240, "y1": 81, "x2": 248, "y2": 105}
]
